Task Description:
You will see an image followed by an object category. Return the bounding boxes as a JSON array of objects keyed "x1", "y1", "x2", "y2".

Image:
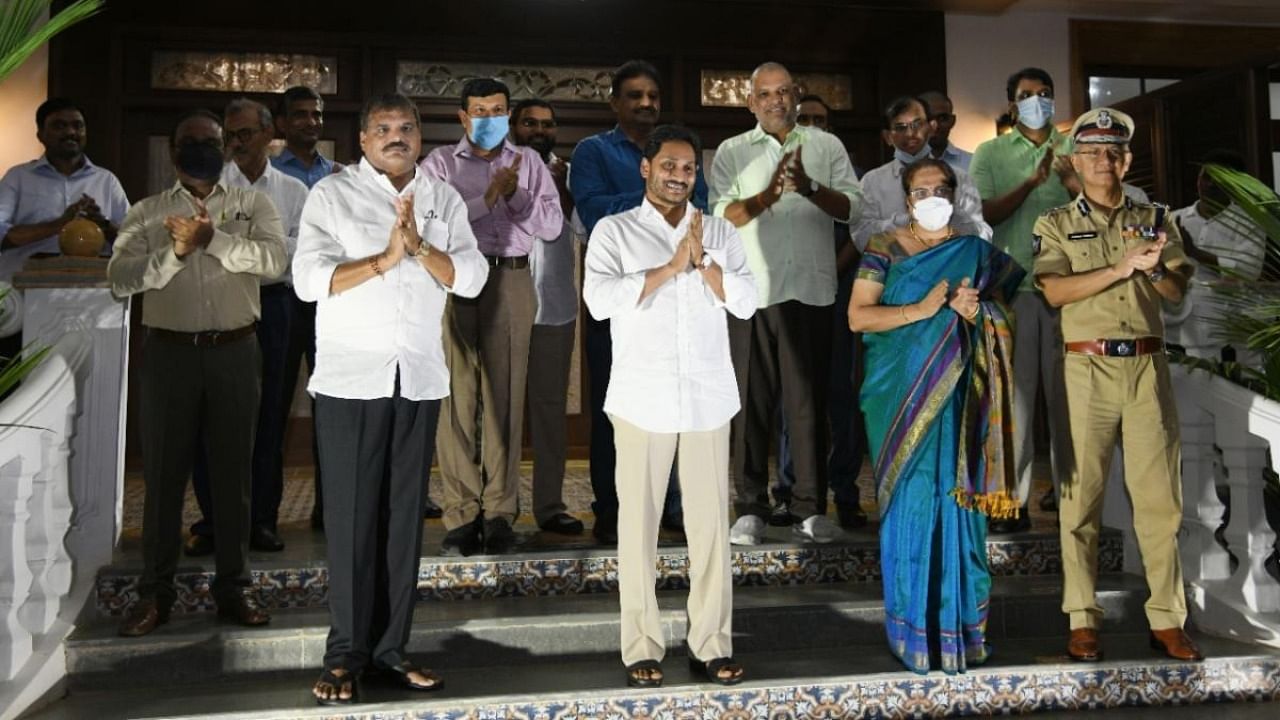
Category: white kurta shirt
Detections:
[
  {"x1": 293, "y1": 159, "x2": 489, "y2": 402},
  {"x1": 584, "y1": 199, "x2": 756, "y2": 433},
  {"x1": 222, "y1": 160, "x2": 308, "y2": 285}
]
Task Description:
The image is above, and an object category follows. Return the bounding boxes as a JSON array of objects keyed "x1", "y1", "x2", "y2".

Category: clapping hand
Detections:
[
  {"x1": 1113, "y1": 235, "x2": 1167, "y2": 278},
  {"x1": 787, "y1": 146, "x2": 812, "y2": 194},
  {"x1": 915, "y1": 279, "x2": 950, "y2": 319},
  {"x1": 164, "y1": 197, "x2": 214, "y2": 258},
  {"x1": 394, "y1": 195, "x2": 422, "y2": 257},
  {"x1": 487, "y1": 153, "x2": 523, "y2": 206}
]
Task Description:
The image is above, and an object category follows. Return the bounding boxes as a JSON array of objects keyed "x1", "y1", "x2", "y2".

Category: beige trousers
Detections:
[
  {"x1": 437, "y1": 266, "x2": 535, "y2": 529},
  {"x1": 1059, "y1": 352, "x2": 1187, "y2": 631},
  {"x1": 611, "y1": 415, "x2": 733, "y2": 666}
]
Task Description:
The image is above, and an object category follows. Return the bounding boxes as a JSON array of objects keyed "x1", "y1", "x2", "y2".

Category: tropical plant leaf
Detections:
[{"x1": 0, "y1": 0, "x2": 103, "y2": 84}]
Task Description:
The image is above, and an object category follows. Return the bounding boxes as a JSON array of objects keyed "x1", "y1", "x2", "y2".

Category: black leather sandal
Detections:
[
  {"x1": 688, "y1": 654, "x2": 744, "y2": 685},
  {"x1": 380, "y1": 661, "x2": 444, "y2": 692},
  {"x1": 625, "y1": 659, "x2": 664, "y2": 688},
  {"x1": 313, "y1": 667, "x2": 358, "y2": 706}
]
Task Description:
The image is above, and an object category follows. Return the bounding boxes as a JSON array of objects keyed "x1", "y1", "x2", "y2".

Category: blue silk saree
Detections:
[{"x1": 858, "y1": 234, "x2": 1024, "y2": 674}]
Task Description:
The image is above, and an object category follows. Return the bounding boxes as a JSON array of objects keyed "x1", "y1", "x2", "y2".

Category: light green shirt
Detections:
[
  {"x1": 709, "y1": 124, "x2": 861, "y2": 308},
  {"x1": 969, "y1": 126, "x2": 1073, "y2": 292}
]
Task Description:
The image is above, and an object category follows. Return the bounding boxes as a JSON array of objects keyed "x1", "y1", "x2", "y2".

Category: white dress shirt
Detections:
[
  {"x1": 1172, "y1": 202, "x2": 1265, "y2": 281},
  {"x1": 584, "y1": 199, "x2": 756, "y2": 433},
  {"x1": 851, "y1": 159, "x2": 991, "y2": 251},
  {"x1": 293, "y1": 159, "x2": 489, "y2": 402},
  {"x1": 222, "y1": 160, "x2": 308, "y2": 285},
  {"x1": 709, "y1": 124, "x2": 861, "y2": 309},
  {"x1": 0, "y1": 155, "x2": 130, "y2": 281},
  {"x1": 531, "y1": 205, "x2": 582, "y2": 327}
]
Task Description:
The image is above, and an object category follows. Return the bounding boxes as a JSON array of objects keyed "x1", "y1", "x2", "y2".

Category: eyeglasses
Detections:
[
  {"x1": 908, "y1": 185, "x2": 955, "y2": 201},
  {"x1": 1074, "y1": 146, "x2": 1126, "y2": 163},
  {"x1": 518, "y1": 118, "x2": 557, "y2": 130},
  {"x1": 890, "y1": 118, "x2": 926, "y2": 135},
  {"x1": 1015, "y1": 88, "x2": 1054, "y2": 101},
  {"x1": 224, "y1": 127, "x2": 261, "y2": 144}
]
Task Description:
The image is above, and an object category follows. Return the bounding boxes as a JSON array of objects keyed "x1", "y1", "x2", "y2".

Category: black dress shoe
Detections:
[
  {"x1": 593, "y1": 516, "x2": 618, "y2": 545},
  {"x1": 216, "y1": 592, "x2": 271, "y2": 626},
  {"x1": 440, "y1": 517, "x2": 483, "y2": 556},
  {"x1": 184, "y1": 533, "x2": 215, "y2": 557},
  {"x1": 483, "y1": 517, "x2": 517, "y2": 554},
  {"x1": 538, "y1": 513, "x2": 584, "y2": 535},
  {"x1": 769, "y1": 501, "x2": 799, "y2": 527},
  {"x1": 250, "y1": 525, "x2": 285, "y2": 552},
  {"x1": 423, "y1": 498, "x2": 443, "y2": 519},
  {"x1": 837, "y1": 504, "x2": 868, "y2": 529},
  {"x1": 988, "y1": 512, "x2": 1032, "y2": 534}
]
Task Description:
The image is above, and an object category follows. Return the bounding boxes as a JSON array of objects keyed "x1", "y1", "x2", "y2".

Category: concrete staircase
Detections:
[{"x1": 23, "y1": 526, "x2": 1280, "y2": 719}]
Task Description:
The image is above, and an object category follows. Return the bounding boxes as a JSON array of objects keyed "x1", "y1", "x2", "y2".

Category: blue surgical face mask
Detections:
[
  {"x1": 468, "y1": 115, "x2": 509, "y2": 151},
  {"x1": 894, "y1": 144, "x2": 932, "y2": 166},
  {"x1": 1016, "y1": 96, "x2": 1055, "y2": 130}
]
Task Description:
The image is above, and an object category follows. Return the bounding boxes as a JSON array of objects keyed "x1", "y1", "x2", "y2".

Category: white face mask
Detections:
[
  {"x1": 912, "y1": 196, "x2": 953, "y2": 232},
  {"x1": 1016, "y1": 96, "x2": 1055, "y2": 130}
]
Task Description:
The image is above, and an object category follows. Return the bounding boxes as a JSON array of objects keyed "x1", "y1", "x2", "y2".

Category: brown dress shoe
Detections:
[
  {"x1": 1067, "y1": 628, "x2": 1103, "y2": 661},
  {"x1": 118, "y1": 598, "x2": 169, "y2": 637},
  {"x1": 217, "y1": 592, "x2": 270, "y2": 626},
  {"x1": 1150, "y1": 627, "x2": 1205, "y2": 662}
]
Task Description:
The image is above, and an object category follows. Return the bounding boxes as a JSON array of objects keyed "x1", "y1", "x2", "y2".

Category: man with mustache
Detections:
[
  {"x1": 0, "y1": 97, "x2": 130, "y2": 359},
  {"x1": 710, "y1": 61, "x2": 862, "y2": 547},
  {"x1": 295, "y1": 93, "x2": 488, "y2": 704},
  {"x1": 108, "y1": 109, "x2": 287, "y2": 637},
  {"x1": 852, "y1": 95, "x2": 989, "y2": 251},
  {"x1": 585, "y1": 124, "x2": 755, "y2": 688},
  {"x1": 510, "y1": 97, "x2": 584, "y2": 535},
  {"x1": 570, "y1": 59, "x2": 703, "y2": 544},
  {"x1": 422, "y1": 78, "x2": 563, "y2": 556},
  {"x1": 184, "y1": 98, "x2": 310, "y2": 557}
]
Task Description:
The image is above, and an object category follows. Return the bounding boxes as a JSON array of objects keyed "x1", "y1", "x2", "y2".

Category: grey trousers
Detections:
[
  {"x1": 1010, "y1": 291, "x2": 1070, "y2": 504},
  {"x1": 527, "y1": 319, "x2": 576, "y2": 524},
  {"x1": 437, "y1": 265, "x2": 536, "y2": 529},
  {"x1": 138, "y1": 331, "x2": 259, "y2": 607}
]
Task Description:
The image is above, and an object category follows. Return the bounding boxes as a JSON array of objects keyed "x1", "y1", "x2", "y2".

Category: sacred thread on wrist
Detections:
[{"x1": 370, "y1": 255, "x2": 383, "y2": 277}]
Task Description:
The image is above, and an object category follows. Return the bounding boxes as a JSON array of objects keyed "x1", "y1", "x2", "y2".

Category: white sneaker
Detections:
[
  {"x1": 793, "y1": 514, "x2": 841, "y2": 544},
  {"x1": 729, "y1": 515, "x2": 765, "y2": 545}
]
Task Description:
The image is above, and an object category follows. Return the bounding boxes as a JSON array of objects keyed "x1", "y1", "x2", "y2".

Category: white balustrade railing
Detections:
[
  {"x1": 0, "y1": 348, "x2": 76, "y2": 715},
  {"x1": 1171, "y1": 363, "x2": 1280, "y2": 647}
]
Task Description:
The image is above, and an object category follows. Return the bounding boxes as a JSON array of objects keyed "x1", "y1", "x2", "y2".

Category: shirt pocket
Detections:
[
  {"x1": 1061, "y1": 239, "x2": 1106, "y2": 273},
  {"x1": 421, "y1": 218, "x2": 451, "y2": 251}
]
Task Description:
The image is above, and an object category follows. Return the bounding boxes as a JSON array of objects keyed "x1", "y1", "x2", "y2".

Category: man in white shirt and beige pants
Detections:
[{"x1": 585, "y1": 125, "x2": 756, "y2": 689}]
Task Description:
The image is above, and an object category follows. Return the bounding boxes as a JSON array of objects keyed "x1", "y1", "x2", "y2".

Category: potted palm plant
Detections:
[{"x1": 0, "y1": 284, "x2": 50, "y2": 401}]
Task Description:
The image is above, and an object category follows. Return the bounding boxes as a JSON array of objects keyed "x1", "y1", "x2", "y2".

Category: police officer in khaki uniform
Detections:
[{"x1": 1032, "y1": 107, "x2": 1203, "y2": 664}]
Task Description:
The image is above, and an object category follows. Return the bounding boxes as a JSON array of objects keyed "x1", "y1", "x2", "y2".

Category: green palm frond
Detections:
[{"x1": 0, "y1": 0, "x2": 103, "y2": 84}]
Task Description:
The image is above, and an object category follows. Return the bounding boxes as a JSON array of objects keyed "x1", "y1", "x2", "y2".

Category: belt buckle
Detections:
[{"x1": 1107, "y1": 339, "x2": 1134, "y2": 357}]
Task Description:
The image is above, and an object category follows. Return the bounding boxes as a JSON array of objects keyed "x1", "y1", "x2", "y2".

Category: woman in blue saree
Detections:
[{"x1": 849, "y1": 159, "x2": 1024, "y2": 674}]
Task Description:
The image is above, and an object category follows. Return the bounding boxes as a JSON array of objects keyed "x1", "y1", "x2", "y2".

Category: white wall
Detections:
[
  {"x1": 944, "y1": 11, "x2": 1072, "y2": 154},
  {"x1": 0, "y1": 47, "x2": 48, "y2": 176}
]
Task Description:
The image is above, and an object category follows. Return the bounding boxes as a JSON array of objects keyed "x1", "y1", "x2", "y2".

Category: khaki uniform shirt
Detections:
[
  {"x1": 1032, "y1": 194, "x2": 1190, "y2": 343},
  {"x1": 107, "y1": 181, "x2": 287, "y2": 332}
]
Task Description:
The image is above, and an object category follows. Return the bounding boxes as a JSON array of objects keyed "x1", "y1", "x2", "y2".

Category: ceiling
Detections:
[{"x1": 711, "y1": 0, "x2": 1280, "y2": 24}]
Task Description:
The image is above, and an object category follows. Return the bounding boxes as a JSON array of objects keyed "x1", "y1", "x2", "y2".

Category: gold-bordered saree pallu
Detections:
[{"x1": 858, "y1": 234, "x2": 1023, "y2": 674}]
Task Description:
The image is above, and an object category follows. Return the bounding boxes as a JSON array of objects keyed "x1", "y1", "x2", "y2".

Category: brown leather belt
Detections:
[
  {"x1": 1064, "y1": 336, "x2": 1164, "y2": 357},
  {"x1": 148, "y1": 323, "x2": 257, "y2": 348},
  {"x1": 485, "y1": 254, "x2": 529, "y2": 269}
]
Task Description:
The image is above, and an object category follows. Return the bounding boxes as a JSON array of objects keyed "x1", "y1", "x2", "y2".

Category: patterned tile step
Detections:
[
  {"x1": 34, "y1": 634, "x2": 1280, "y2": 720},
  {"x1": 94, "y1": 531, "x2": 1122, "y2": 616},
  {"x1": 69, "y1": 575, "x2": 1152, "y2": 689}
]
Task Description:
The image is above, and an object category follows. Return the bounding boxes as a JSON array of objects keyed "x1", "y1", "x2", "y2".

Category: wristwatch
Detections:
[
  {"x1": 800, "y1": 179, "x2": 818, "y2": 197},
  {"x1": 698, "y1": 253, "x2": 714, "y2": 270},
  {"x1": 411, "y1": 242, "x2": 429, "y2": 258},
  {"x1": 1146, "y1": 263, "x2": 1167, "y2": 283}
]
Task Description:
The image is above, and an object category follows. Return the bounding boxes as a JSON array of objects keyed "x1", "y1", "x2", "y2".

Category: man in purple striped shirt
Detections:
[{"x1": 421, "y1": 77, "x2": 564, "y2": 556}]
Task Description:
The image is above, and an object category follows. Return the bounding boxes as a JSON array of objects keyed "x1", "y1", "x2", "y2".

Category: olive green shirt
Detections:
[
  {"x1": 969, "y1": 127, "x2": 1073, "y2": 292},
  {"x1": 1032, "y1": 194, "x2": 1190, "y2": 343}
]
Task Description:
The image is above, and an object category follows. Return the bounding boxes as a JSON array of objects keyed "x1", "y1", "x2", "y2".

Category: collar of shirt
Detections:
[
  {"x1": 1008, "y1": 125, "x2": 1067, "y2": 152},
  {"x1": 1075, "y1": 191, "x2": 1135, "y2": 222},
  {"x1": 34, "y1": 154, "x2": 99, "y2": 179},
  {"x1": 356, "y1": 156, "x2": 423, "y2": 199},
  {"x1": 451, "y1": 136, "x2": 517, "y2": 161},
  {"x1": 223, "y1": 158, "x2": 278, "y2": 188},
  {"x1": 637, "y1": 196, "x2": 693, "y2": 237},
  {"x1": 746, "y1": 122, "x2": 809, "y2": 149}
]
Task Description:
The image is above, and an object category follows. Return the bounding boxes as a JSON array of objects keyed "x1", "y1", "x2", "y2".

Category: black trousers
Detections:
[
  {"x1": 138, "y1": 332, "x2": 259, "y2": 606},
  {"x1": 281, "y1": 295, "x2": 322, "y2": 519},
  {"x1": 315, "y1": 382, "x2": 440, "y2": 672},
  {"x1": 191, "y1": 283, "x2": 294, "y2": 533},
  {"x1": 729, "y1": 300, "x2": 833, "y2": 520}
]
